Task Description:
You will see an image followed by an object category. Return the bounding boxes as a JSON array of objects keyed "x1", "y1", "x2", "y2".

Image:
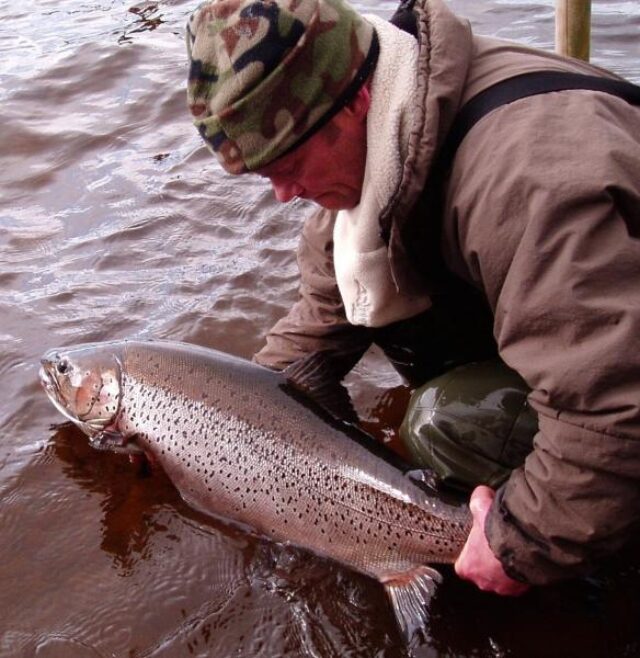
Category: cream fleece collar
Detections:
[{"x1": 333, "y1": 16, "x2": 431, "y2": 327}]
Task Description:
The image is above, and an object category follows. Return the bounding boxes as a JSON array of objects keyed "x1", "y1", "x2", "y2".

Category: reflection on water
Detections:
[
  {"x1": 52, "y1": 423, "x2": 191, "y2": 575},
  {"x1": 7, "y1": 424, "x2": 403, "y2": 657},
  {"x1": 1, "y1": 0, "x2": 639, "y2": 655}
]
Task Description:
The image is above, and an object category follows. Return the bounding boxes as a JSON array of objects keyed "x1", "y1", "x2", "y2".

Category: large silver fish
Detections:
[{"x1": 39, "y1": 339, "x2": 470, "y2": 638}]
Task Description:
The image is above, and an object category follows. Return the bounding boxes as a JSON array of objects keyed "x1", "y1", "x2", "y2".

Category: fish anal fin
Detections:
[{"x1": 381, "y1": 565, "x2": 442, "y2": 641}]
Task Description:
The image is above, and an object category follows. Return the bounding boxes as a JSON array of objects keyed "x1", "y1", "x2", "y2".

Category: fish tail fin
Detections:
[{"x1": 381, "y1": 566, "x2": 442, "y2": 641}]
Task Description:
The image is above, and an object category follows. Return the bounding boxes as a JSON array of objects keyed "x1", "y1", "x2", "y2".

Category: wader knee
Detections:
[{"x1": 399, "y1": 360, "x2": 537, "y2": 491}]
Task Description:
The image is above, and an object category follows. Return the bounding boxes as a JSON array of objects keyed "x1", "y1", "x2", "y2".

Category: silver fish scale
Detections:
[{"x1": 116, "y1": 344, "x2": 470, "y2": 580}]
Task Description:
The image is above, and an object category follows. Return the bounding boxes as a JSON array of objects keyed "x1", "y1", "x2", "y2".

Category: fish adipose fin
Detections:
[
  {"x1": 283, "y1": 352, "x2": 360, "y2": 425},
  {"x1": 381, "y1": 566, "x2": 442, "y2": 641}
]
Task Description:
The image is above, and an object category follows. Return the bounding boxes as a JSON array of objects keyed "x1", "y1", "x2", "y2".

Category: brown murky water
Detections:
[{"x1": 1, "y1": 1, "x2": 639, "y2": 656}]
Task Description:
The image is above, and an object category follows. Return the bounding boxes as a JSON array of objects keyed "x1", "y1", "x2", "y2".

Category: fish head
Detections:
[{"x1": 40, "y1": 342, "x2": 124, "y2": 438}]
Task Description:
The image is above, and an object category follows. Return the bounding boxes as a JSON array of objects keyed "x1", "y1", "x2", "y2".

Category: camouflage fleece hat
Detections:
[{"x1": 186, "y1": 0, "x2": 379, "y2": 174}]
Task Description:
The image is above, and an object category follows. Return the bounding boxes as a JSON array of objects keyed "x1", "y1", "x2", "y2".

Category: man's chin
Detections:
[{"x1": 314, "y1": 193, "x2": 361, "y2": 211}]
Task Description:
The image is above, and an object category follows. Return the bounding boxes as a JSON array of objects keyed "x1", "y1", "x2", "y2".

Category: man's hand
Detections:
[{"x1": 455, "y1": 485, "x2": 530, "y2": 596}]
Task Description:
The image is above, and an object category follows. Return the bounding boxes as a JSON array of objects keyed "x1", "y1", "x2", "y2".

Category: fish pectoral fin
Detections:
[
  {"x1": 283, "y1": 352, "x2": 359, "y2": 425},
  {"x1": 381, "y1": 566, "x2": 442, "y2": 642},
  {"x1": 90, "y1": 430, "x2": 143, "y2": 455}
]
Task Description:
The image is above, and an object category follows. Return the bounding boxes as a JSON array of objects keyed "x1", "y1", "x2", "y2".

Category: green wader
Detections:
[
  {"x1": 371, "y1": 285, "x2": 537, "y2": 491},
  {"x1": 399, "y1": 359, "x2": 537, "y2": 491}
]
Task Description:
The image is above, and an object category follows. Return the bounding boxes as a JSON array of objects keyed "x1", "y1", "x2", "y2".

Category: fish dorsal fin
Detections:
[
  {"x1": 381, "y1": 566, "x2": 443, "y2": 642},
  {"x1": 283, "y1": 352, "x2": 359, "y2": 425}
]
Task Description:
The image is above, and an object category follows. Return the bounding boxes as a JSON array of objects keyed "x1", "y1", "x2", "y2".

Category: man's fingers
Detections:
[
  {"x1": 455, "y1": 485, "x2": 531, "y2": 596},
  {"x1": 469, "y1": 485, "x2": 495, "y2": 517}
]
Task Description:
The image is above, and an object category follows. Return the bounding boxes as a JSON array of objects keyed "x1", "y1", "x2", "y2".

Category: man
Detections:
[{"x1": 185, "y1": 0, "x2": 640, "y2": 595}]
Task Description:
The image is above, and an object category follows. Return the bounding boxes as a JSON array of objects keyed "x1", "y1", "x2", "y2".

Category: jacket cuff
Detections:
[
  {"x1": 485, "y1": 414, "x2": 640, "y2": 585},
  {"x1": 485, "y1": 486, "x2": 566, "y2": 585}
]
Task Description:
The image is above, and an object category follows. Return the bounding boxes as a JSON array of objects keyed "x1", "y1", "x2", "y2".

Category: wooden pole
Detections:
[{"x1": 556, "y1": 0, "x2": 591, "y2": 61}]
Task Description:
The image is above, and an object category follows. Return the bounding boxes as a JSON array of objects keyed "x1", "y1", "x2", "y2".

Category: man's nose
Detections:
[{"x1": 272, "y1": 181, "x2": 304, "y2": 203}]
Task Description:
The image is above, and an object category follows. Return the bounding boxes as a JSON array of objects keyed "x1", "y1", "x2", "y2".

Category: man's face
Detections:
[{"x1": 255, "y1": 87, "x2": 370, "y2": 210}]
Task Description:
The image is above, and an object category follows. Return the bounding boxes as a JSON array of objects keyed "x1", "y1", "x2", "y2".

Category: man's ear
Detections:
[{"x1": 346, "y1": 83, "x2": 371, "y2": 120}]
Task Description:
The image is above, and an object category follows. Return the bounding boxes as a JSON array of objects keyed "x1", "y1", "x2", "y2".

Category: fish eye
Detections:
[{"x1": 57, "y1": 358, "x2": 70, "y2": 375}]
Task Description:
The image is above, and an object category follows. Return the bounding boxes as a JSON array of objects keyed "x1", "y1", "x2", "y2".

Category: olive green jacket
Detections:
[{"x1": 255, "y1": 0, "x2": 640, "y2": 585}]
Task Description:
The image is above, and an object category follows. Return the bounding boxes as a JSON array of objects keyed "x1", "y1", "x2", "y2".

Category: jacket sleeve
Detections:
[
  {"x1": 484, "y1": 152, "x2": 640, "y2": 585},
  {"x1": 254, "y1": 207, "x2": 373, "y2": 379}
]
